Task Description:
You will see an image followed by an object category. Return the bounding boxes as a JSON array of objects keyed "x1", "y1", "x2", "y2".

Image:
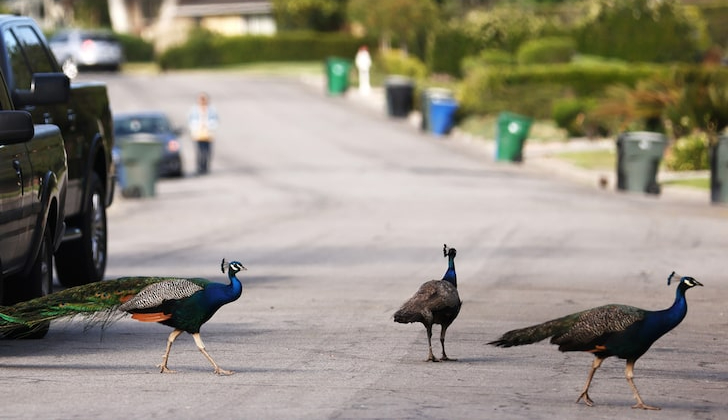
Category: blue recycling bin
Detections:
[{"x1": 429, "y1": 98, "x2": 458, "y2": 136}]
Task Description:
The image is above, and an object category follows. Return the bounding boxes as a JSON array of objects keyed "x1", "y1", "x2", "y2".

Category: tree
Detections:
[
  {"x1": 272, "y1": 0, "x2": 347, "y2": 32},
  {"x1": 347, "y1": 0, "x2": 438, "y2": 56}
]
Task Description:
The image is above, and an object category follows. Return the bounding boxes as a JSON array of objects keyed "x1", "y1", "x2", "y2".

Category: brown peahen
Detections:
[
  {"x1": 394, "y1": 244, "x2": 462, "y2": 362},
  {"x1": 0, "y1": 259, "x2": 246, "y2": 375},
  {"x1": 489, "y1": 272, "x2": 702, "y2": 410}
]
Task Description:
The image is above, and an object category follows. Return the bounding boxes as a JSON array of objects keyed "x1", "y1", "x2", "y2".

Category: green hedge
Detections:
[
  {"x1": 116, "y1": 33, "x2": 155, "y2": 62},
  {"x1": 516, "y1": 37, "x2": 575, "y2": 65},
  {"x1": 159, "y1": 30, "x2": 377, "y2": 69},
  {"x1": 427, "y1": 26, "x2": 479, "y2": 77},
  {"x1": 458, "y1": 63, "x2": 660, "y2": 118}
]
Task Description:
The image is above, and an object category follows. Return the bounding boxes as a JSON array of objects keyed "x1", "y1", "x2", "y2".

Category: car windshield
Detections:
[{"x1": 115, "y1": 115, "x2": 171, "y2": 136}]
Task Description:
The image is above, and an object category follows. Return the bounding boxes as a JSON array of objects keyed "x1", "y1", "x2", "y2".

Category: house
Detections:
[{"x1": 110, "y1": 0, "x2": 276, "y2": 51}]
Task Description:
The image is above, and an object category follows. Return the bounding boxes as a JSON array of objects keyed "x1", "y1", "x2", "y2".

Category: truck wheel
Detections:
[
  {"x1": 56, "y1": 172, "x2": 107, "y2": 287},
  {"x1": 2, "y1": 226, "x2": 53, "y2": 339}
]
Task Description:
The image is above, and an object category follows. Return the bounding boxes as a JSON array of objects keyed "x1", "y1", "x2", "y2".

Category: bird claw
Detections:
[
  {"x1": 214, "y1": 368, "x2": 234, "y2": 375},
  {"x1": 576, "y1": 392, "x2": 594, "y2": 407},
  {"x1": 632, "y1": 403, "x2": 660, "y2": 410},
  {"x1": 440, "y1": 356, "x2": 457, "y2": 362},
  {"x1": 159, "y1": 365, "x2": 177, "y2": 374}
]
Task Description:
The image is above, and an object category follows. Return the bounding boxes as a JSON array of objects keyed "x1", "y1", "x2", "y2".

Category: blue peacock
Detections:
[
  {"x1": 0, "y1": 259, "x2": 246, "y2": 375},
  {"x1": 394, "y1": 244, "x2": 462, "y2": 362},
  {"x1": 489, "y1": 272, "x2": 702, "y2": 410}
]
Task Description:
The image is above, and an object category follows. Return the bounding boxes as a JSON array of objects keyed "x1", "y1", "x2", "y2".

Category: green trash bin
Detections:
[
  {"x1": 616, "y1": 131, "x2": 666, "y2": 195},
  {"x1": 325, "y1": 57, "x2": 351, "y2": 96},
  {"x1": 120, "y1": 138, "x2": 164, "y2": 198},
  {"x1": 496, "y1": 112, "x2": 532, "y2": 162},
  {"x1": 710, "y1": 135, "x2": 728, "y2": 203}
]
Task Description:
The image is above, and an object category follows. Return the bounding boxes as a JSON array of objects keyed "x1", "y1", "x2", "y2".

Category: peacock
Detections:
[
  {"x1": 489, "y1": 272, "x2": 702, "y2": 410},
  {"x1": 394, "y1": 244, "x2": 462, "y2": 362},
  {"x1": 0, "y1": 259, "x2": 246, "y2": 375}
]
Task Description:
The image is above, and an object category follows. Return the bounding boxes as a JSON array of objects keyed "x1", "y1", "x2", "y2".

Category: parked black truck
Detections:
[
  {"x1": 0, "y1": 15, "x2": 114, "y2": 295},
  {"x1": 0, "y1": 68, "x2": 68, "y2": 310}
]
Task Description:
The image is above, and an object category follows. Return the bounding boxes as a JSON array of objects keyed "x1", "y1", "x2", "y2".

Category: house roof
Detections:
[{"x1": 176, "y1": 0, "x2": 272, "y2": 17}]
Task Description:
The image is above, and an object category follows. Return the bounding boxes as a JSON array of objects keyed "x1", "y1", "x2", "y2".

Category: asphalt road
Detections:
[{"x1": 1, "y1": 71, "x2": 727, "y2": 419}]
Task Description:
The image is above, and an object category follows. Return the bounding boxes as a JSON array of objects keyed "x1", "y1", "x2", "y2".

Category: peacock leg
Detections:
[
  {"x1": 425, "y1": 324, "x2": 438, "y2": 362},
  {"x1": 576, "y1": 356, "x2": 604, "y2": 406},
  {"x1": 192, "y1": 333, "x2": 233, "y2": 375},
  {"x1": 439, "y1": 325, "x2": 456, "y2": 361},
  {"x1": 159, "y1": 329, "x2": 183, "y2": 373},
  {"x1": 626, "y1": 359, "x2": 660, "y2": 410}
]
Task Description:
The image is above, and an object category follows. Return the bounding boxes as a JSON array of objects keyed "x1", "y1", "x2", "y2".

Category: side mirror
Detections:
[
  {"x1": 13, "y1": 72, "x2": 70, "y2": 107},
  {"x1": 0, "y1": 111, "x2": 34, "y2": 144}
]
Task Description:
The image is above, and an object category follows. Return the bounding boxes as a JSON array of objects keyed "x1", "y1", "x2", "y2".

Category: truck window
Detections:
[
  {"x1": 3, "y1": 25, "x2": 56, "y2": 90},
  {"x1": 4, "y1": 29, "x2": 32, "y2": 90}
]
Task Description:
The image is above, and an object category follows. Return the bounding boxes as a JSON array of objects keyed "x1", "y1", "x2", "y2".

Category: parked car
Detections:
[
  {"x1": 113, "y1": 111, "x2": 184, "y2": 180},
  {"x1": 49, "y1": 28, "x2": 123, "y2": 76}
]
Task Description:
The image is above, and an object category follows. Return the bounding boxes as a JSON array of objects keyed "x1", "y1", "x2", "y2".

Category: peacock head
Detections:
[
  {"x1": 221, "y1": 258, "x2": 247, "y2": 275},
  {"x1": 443, "y1": 244, "x2": 457, "y2": 259},
  {"x1": 667, "y1": 271, "x2": 703, "y2": 289}
]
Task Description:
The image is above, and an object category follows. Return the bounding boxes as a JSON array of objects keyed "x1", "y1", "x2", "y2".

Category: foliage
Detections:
[
  {"x1": 347, "y1": 0, "x2": 438, "y2": 57},
  {"x1": 427, "y1": 25, "x2": 480, "y2": 77},
  {"x1": 377, "y1": 49, "x2": 428, "y2": 80},
  {"x1": 516, "y1": 37, "x2": 575, "y2": 65},
  {"x1": 461, "y1": 49, "x2": 514, "y2": 77},
  {"x1": 115, "y1": 33, "x2": 155, "y2": 62},
  {"x1": 574, "y1": 0, "x2": 710, "y2": 62},
  {"x1": 272, "y1": 0, "x2": 347, "y2": 32},
  {"x1": 158, "y1": 30, "x2": 375, "y2": 70},
  {"x1": 461, "y1": 5, "x2": 566, "y2": 53},
  {"x1": 552, "y1": 98, "x2": 590, "y2": 137},
  {"x1": 664, "y1": 132, "x2": 711, "y2": 171}
]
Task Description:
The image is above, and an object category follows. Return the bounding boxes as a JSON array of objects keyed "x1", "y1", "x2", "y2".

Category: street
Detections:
[{"x1": 1, "y1": 70, "x2": 727, "y2": 419}]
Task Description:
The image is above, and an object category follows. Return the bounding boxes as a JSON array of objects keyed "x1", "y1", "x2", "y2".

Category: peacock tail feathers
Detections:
[{"x1": 0, "y1": 276, "x2": 199, "y2": 336}]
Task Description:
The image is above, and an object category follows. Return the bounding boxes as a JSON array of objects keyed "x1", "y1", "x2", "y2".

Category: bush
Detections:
[
  {"x1": 460, "y1": 49, "x2": 514, "y2": 76},
  {"x1": 158, "y1": 30, "x2": 375, "y2": 69},
  {"x1": 377, "y1": 49, "x2": 427, "y2": 80},
  {"x1": 427, "y1": 25, "x2": 479, "y2": 77},
  {"x1": 516, "y1": 37, "x2": 575, "y2": 65},
  {"x1": 665, "y1": 132, "x2": 710, "y2": 171},
  {"x1": 116, "y1": 33, "x2": 155, "y2": 62}
]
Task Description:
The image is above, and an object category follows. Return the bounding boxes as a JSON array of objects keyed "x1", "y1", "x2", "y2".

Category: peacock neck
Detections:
[
  {"x1": 655, "y1": 283, "x2": 689, "y2": 330},
  {"x1": 442, "y1": 257, "x2": 457, "y2": 288},
  {"x1": 227, "y1": 271, "x2": 243, "y2": 300}
]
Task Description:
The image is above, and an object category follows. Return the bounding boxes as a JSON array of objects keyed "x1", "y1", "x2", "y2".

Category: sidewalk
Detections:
[{"x1": 329, "y1": 80, "x2": 713, "y2": 205}]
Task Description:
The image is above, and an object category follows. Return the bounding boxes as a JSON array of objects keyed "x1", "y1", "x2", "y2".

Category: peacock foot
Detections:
[
  {"x1": 214, "y1": 367, "x2": 234, "y2": 375},
  {"x1": 159, "y1": 365, "x2": 177, "y2": 374},
  {"x1": 439, "y1": 356, "x2": 457, "y2": 362},
  {"x1": 632, "y1": 403, "x2": 660, "y2": 410},
  {"x1": 576, "y1": 392, "x2": 594, "y2": 407},
  {"x1": 426, "y1": 355, "x2": 440, "y2": 362}
]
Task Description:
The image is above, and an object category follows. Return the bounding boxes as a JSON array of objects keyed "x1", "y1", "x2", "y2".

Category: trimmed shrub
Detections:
[
  {"x1": 516, "y1": 37, "x2": 575, "y2": 65},
  {"x1": 665, "y1": 132, "x2": 710, "y2": 171},
  {"x1": 158, "y1": 30, "x2": 376, "y2": 69},
  {"x1": 116, "y1": 33, "x2": 155, "y2": 62},
  {"x1": 377, "y1": 49, "x2": 427, "y2": 80},
  {"x1": 427, "y1": 25, "x2": 479, "y2": 77},
  {"x1": 461, "y1": 49, "x2": 514, "y2": 76}
]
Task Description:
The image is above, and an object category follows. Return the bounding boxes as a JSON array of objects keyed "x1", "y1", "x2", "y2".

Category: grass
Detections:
[
  {"x1": 459, "y1": 114, "x2": 568, "y2": 142},
  {"x1": 555, "y1": 149, "x2": 616, "y2": 170},
  {"x1": 662, "y1": 177, "x2": 710, "y2": 189}
]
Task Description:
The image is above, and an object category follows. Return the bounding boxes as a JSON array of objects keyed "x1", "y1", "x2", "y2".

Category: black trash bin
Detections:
[
  {"x1": 384, "y1": 76, "x2": 414, "y2": 118},
  {"x1": 710, "y1": 135, "x2": 728, "y2": 203},
  {"x1": 616, "y1": 131, "x2": 666, "y2": 195}
]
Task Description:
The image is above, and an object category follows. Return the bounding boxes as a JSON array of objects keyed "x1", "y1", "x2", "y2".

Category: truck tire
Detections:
[
  {"x1": 55, "y1": 172, "x2": 107, "y2": 287},
  {"x1": 2, "y1": 226, "x2": 53, "y2": 339}
]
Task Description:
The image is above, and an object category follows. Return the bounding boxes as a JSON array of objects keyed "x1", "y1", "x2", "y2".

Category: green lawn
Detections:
[
  {"x1": 555, "y1": 149, "x2": 616, "y2": 170},
  {"x1": 662, "y1": 177, "x2": 710, "y2": 189}
]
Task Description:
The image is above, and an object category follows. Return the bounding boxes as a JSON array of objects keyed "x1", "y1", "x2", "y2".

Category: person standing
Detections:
[{"x1": 188, "y1": 92, "x2": 219, "y2": 174}]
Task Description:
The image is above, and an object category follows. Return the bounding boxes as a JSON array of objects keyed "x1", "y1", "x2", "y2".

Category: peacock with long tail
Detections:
[
  {"x1": 394, "y1": 244, "x2": 462, "y2": 362},
  {"x1": 489, "y1": 272, "x2": 702, "y2": 410},
  {"x1": 0, "y1": 259, "x2": 246, "y2": 375}
]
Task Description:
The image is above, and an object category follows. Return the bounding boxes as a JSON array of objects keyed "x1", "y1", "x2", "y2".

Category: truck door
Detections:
[{"x1": 0, "y1": 139, "x2": 32, "y2": 274}]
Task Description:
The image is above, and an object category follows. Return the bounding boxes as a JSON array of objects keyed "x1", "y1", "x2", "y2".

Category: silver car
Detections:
[{"x1": 49, "y1": 29, "x2": 123, "y2": 77}]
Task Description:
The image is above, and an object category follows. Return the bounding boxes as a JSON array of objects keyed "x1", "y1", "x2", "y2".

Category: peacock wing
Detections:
[
  {"x1": 551, "y1": 304, "x2": 646, "y2": 351},
  {"x1": 117, "y1": 278, "x2": 206, "y2": 312}
]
